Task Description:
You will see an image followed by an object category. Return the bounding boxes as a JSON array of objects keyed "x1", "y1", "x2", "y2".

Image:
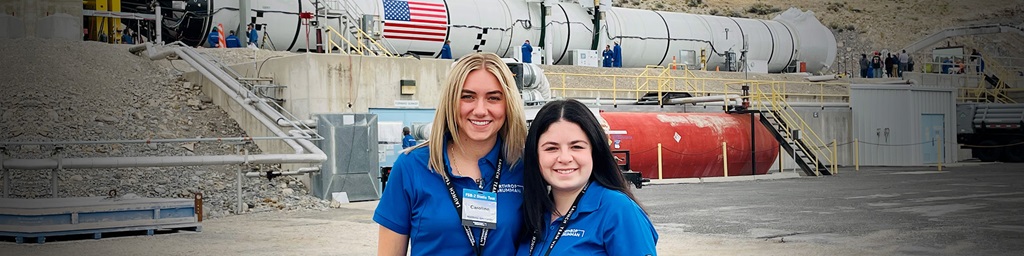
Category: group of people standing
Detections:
[
  {"x1": 859, "y1": 50, "x2": 914, "y2": 78},
  {"x1": 206, "y1": 23, "x2": 259, "y2": 48},
  {"x1": 601, "y1": 41, "x2": 623, "y2": 68},
  {"x1": 438, "y1": 40, "x2": 624, "y2": 68},
  {"x1": 374, "y1": 52, "x2": 658, "y2": 255}
]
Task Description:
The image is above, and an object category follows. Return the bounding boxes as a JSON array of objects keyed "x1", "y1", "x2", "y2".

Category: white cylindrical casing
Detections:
[
  {"x1": 184, "y1": 1, "x2": 835, "y2": 73},
  {"x1": 773, "y1": 8, "x2": 837, "y2": 73},
  {"x1": 547, "y1": 2, "x2": 596, "y2": 64}
]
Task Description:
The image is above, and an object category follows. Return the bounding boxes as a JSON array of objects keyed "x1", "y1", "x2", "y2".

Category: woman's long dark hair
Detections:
[{"x1": 519, "y1": 99, "x2": 642, "y2": 242}]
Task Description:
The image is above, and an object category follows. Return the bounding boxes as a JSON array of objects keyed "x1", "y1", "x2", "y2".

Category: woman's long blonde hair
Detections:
[{"x1": 410, "y1": 52, "x2": 526, "y2": 178}]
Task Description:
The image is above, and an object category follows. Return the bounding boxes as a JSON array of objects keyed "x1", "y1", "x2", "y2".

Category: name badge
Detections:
[{"x1": 462, "y1": 189, "x2": 498, "y2": 229}]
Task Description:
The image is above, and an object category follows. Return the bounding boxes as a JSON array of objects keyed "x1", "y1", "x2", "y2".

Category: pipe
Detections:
[
  {"x1": 244, "y1": 166, "x2": 320, "y2": 178},
  {"x1": 245, "y1": 98, "x2": 317, "y2": 128},
  {"x1": 174, "y1": 47, "x2": 305, "y2": 154},
  {"x1": 666, "y1": 95, "x2": 742, "y2": 104},
  {"x1": 805, "y1": 74, "x2": 839, "y2": 82},
  {"x1": 4, "y1": 154, "x2": 325, "y2": 170},
  {"x1": 575, "y1": 95, "x2": 742, "y2": 106},
  {"x1": 697, "y1": 101, "x2": 850, "y2": 108},
  {"x1": 0, "y1": 136, "x2": 316, "y2": 146},
  {"x1": 277, "y1": 119, "x2": 317, "y2": 128},
  {"x1": 0, "y1": 43, "x2": 328, "y2": 171}
]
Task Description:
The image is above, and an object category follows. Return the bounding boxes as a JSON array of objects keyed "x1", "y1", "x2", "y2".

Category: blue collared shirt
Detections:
[
  {"x1": 374, "y1": 139, "x2": 524, "y2": 256},
  {"x1": 516, "y1": 181, "x2": 658, "y2": 256}
]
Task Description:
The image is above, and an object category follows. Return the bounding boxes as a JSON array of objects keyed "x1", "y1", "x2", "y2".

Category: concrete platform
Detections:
[
  {"x1": 0, "y1": 197, "x2": 201, "y2": 244},
  {"x1": 647, "y1": 170, "x2": 802, "y2": 185}
]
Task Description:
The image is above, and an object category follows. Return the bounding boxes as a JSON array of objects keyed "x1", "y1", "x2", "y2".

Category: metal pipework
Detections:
[
  {"x1": 1, "y1": 43, "x2": 327, "y2": 170},
  {"x1": 244, "y1": 166, "x2": 321, "y2": 178},
  {"x1": 0, "y1": 136, "x2": 317, "y2": 146}
]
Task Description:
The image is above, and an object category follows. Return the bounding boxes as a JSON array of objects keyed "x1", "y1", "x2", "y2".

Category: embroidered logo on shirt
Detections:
[
  {"x1": 497, "y1": 184, "x2": 523, "y2": 193},
  {"x1": 563, "y1": 229, "x2": 586, "y2": 237}
]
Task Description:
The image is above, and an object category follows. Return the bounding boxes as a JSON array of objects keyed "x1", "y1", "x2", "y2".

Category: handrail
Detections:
[
  {"x1": 324, "y1": 25, "x2": 363, "y2": 55},
  {"x1": 544, "y1": 70, "x2": 849, "y2": 104},
  {"x1": 322, "y1": 0, "x2": 400, "y2": 56},
  {"x1": 355, "y1": 27, "x2": 395, "y2": 57},
  {"x1": 751, "y1": 83, "x2": 834, "y2": 173}
]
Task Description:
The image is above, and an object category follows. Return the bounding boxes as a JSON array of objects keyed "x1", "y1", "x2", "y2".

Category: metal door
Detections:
[{"x1": 921, "y1": 114, "x2": 945, "y2": 164}]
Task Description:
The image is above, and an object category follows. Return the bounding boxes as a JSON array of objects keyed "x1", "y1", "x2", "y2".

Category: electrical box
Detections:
[
  {"x1": 677, "y1": 50, "x2": 697, "y2": 69},
  {"x1": 569, "y1": 49, "x2": 600, "y2": 67}
]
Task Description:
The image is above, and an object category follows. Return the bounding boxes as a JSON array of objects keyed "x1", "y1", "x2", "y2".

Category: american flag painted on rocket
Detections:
[{"x1": 382, "y1": 0, "x2": 448, "y2": 42}]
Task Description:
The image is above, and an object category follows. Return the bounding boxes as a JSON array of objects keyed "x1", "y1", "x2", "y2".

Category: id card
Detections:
[{"x1": 461, "y1": 189, "x2": 498, "y2": 229}]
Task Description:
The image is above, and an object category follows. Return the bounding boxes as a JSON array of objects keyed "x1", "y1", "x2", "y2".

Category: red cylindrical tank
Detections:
[{"x1": 600, "y1": 112, "x2": 779, "y2": 179}]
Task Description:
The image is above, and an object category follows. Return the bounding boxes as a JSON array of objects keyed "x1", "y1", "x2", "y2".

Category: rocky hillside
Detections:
[{"x1": 614, "y1": 0, "x2": 1024, "y2": 73}]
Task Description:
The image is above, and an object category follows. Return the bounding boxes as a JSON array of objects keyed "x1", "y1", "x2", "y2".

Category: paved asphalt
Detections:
[{"x1": 633, "y1": 163, "x2": 1024, "y2": 255}]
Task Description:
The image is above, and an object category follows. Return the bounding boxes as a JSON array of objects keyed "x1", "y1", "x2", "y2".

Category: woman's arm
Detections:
[{"x1": 378, "y1": 225, "x2": 410, "y2": 256}]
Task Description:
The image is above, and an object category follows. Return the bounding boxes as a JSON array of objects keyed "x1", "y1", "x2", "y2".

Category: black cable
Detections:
[{"x1": 257, "y1": 56, "x2": 285, "y2": 78}]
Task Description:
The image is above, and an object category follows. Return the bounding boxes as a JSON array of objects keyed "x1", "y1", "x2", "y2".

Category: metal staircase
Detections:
[
  {"x1": 758, "y1": 109, "x2": 831, "y2": 176},
  {"x1": 751, "y1": 83, "x2": 835, "y2": 176},
  {"x1": 320, "y1": 0, "x2": 398, "y2": 56}
]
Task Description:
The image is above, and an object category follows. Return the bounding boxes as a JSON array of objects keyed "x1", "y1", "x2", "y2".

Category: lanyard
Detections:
[
  {"x1": 441, "y1": 157, "x2": 503, "y2": 256},
  {"x1": 528, "y1": 182, "x2": 590, "y2": 256}
]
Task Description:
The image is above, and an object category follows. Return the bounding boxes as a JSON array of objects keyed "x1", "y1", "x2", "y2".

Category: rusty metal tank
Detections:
[{"x1": 600, "y1": 112, "x2": 780, "y2": 179}]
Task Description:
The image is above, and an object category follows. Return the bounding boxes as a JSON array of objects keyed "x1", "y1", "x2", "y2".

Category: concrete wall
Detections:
[
  {"x1": 186, "y1": 53, "x2": 455, "y2": 161},
  {"x1": 762, "y1": 106, "x2": 854, "y2": 173},
  {"x1": 1, "y1": 0, "x2": 82, "y2": 39},
  {"x1": 904, "y1": 71, "x2": 983, "y2": 89},
  {"x1": 189, "y1": 53, "x2": 864, "y2": 176},
  {"x1": 227, "y1": 54, "x2": 453, "y2": 120}
]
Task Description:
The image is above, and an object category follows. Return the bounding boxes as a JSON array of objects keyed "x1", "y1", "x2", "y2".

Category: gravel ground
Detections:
[{"x1": 0, "y1": 38, "x2": 329, "y2": 218}]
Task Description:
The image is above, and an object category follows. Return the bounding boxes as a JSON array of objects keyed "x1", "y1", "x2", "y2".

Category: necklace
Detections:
[{"x1": 449, "y1": 147, "x2": 484, "y2": 187}]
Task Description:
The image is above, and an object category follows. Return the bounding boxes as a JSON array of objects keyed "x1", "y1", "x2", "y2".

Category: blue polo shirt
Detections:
[
  {"x1": 515, "y1": 181, "x2": 658, "y2": 256},
  {"x1": 374, "y1": 139, "x2": 524, "y2": 256}
]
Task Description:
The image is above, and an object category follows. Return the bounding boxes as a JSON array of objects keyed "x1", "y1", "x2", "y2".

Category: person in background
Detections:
[
  {"x1": 898, "y1": 50, "x2": 908, "y2": 78},
  {"x1": 375, "y1": 52, "x2": 528, "y2": 256},
  {"x1": 517, "y1": 99, "x2": 657, "y2": 256},
  {"x1": 871, "y1": 53, "x2": 882, "y2": 78},
  {"x1": 225, "y1": 30, "x2": 242, "y2": 48},
  {"x1": 602, "y1": 45, "x2": 614, "y2": 68},
  {"x1": 401, "y1": 127, "x2": 417, "y2": 149},
  {"x1": 859, "y1": 53, "x2": 869, "y2": 78},
  {"x1": 121, "y1": 29, "x2": 134, "y2": 44},
  {"x1": 247, "y1": 24, "x2": 259, "y2": 47},
  {"x1": 440, "y1": 40, "x2": 453, "y2": 59},
  {"x1": 942, "y1": 57, "x2": 953, "y2": 74},
  {"x1": 522, "y1": 40, "x2": 533, "y2": 63},
  {"x1": 884, "y1": 53, "x2": 894, "y2": 78},
  {"x1": 208, "y1": 27, "x2": 221, "y2": 48},
  {"x1": 612, "y1": 41, "x2": 622, "y2": 68}
]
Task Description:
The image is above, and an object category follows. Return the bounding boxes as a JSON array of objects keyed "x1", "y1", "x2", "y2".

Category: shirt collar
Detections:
[{"x1": 572, "y1": 181, "x2": 605, "y2": 216}]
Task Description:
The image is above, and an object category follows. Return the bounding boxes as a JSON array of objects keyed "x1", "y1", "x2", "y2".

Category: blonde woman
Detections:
[{"x1": 375, "y1": 52, "x2": 528, "y2": 256}]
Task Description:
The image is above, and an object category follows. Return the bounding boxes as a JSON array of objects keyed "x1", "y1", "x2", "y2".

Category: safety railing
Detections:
[
  {"x1": 750, "y1": 82, "x2": 835, "y2": 173},
  {"x1": 321, "y1": 0, "x2": 400, "y2": 57},
  {"x1": 324, "y1": 25, "x2": 364, "y2": 55},
  {"x1": 544, "y1": 66, "x2": 849, "y2": 104},
  {"x1": 976, "y1": 50, "x2": 1018, "y2": 103}
]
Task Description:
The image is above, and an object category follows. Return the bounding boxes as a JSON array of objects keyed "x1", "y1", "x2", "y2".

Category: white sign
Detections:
[{"x1": 394, "y1": 100, "x2": 420, "y2": 108}]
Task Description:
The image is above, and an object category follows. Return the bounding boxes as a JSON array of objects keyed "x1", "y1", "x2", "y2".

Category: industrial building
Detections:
[{"x1": 1, "y1": 0, "x2": 1022, "y2": 253}]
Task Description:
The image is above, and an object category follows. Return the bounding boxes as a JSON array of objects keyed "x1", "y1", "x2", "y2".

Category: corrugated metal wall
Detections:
[{"x1": 851, "y1": 85, "x2": 956, "y2": 166}]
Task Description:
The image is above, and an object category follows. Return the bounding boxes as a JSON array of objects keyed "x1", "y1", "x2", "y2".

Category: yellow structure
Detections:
[{"x1": 84, "y1": 0, "x2": 120, "y2": 43}]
